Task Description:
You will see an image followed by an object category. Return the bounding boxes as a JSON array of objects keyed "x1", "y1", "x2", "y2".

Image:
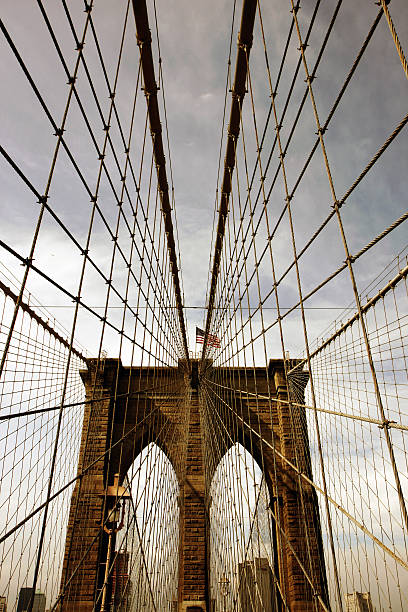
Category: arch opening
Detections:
[
  {"x1": 209, "y1": 443, "x2": 278, "y2": 611},
  {"x1": 110, "y1": 443, "x2": 180, "y2": 611}
]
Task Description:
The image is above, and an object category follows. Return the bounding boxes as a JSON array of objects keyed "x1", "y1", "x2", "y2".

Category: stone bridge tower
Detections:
[{"x1": 59, "y1": 358, "x2": 328, "y2": 611}]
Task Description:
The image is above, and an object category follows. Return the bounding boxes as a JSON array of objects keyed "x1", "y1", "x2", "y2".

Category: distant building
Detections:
[
  {"x1": 16, "y1": 588, "x2": 46, "y2": 612},
  {"x1": 0, "y1": 596, "x2": 7, "y2": 612},
  {"x1": 111, "y1": 551, "x2": 132, "y2": 611},
  {"x1": 238, "y1": 558, "x2": 275, "y2": 612},
  {"x1": 345, "y1": 592, "x2": 374, "y2": 612}
]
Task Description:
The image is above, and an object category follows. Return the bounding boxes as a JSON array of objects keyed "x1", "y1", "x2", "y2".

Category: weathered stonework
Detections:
[
  {"x1": 201, "y1": 360, "x2": 328, "y2": 611},
  {"x1": 59, "y1": 358, "x2": 327, "y2": 611}
]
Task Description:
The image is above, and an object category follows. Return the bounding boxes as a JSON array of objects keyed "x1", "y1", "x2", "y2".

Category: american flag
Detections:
[{"x1": 196, "y1": 327, "x2": 221, "y2": 348}]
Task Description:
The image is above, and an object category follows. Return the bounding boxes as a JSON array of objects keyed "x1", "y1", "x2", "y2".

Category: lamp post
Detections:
[
  {"x1": 100, "y1": 474, "x2": 131, "y2": 612},
  {"x1": 101, "y1": 503, "x2": 123, "y2": 612}
]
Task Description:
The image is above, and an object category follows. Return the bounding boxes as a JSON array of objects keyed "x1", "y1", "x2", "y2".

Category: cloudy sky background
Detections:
[{"x1": 0, "y1": 0, "x2": 407, "y2": 363}]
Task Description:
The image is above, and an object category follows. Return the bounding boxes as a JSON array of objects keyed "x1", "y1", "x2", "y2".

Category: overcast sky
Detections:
[{"x1": 0, "y1": 0, "x2": 407, "y2": 360}]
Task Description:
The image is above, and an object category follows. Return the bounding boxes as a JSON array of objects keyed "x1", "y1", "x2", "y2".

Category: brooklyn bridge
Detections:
[{"x1": 0, "y1": 0, "x2": 407, "y2": 610}]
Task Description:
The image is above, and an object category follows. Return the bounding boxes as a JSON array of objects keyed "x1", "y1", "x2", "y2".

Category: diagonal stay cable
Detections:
[
  {"x1": 203, "y1": 0, "x2": 257, "y2": 357},
  {"x1": 131, "y1": 0, "x2": 189, "y2": 362}
]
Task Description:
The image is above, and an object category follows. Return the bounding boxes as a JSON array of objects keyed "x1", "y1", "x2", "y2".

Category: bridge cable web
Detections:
[
  {"x1": 0, "y1": 0, "x2": 407, "y2": 611},
  {"x1": 0, "y1": 0, "x2": 188, "y2": 609},
  {"x1": 202, "y1": 0, "x2": 408, "y2": 610}
]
